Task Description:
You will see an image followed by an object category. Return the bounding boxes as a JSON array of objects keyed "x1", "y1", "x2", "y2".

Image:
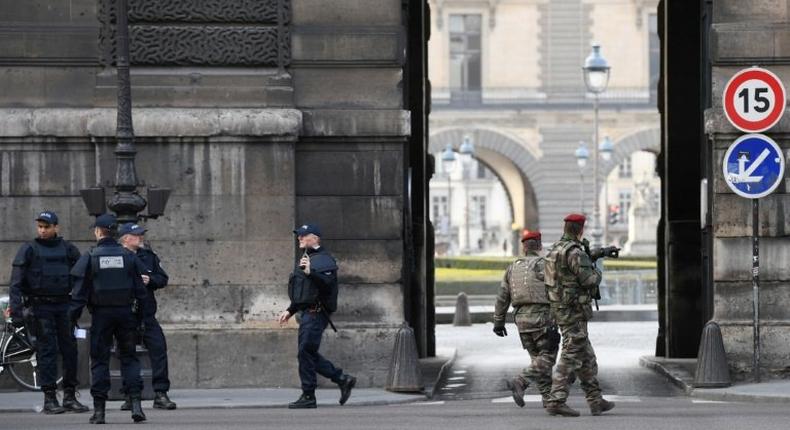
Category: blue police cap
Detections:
[
  {"x1": 92, "y1": 213, "x2": 117, "y2": 229},
  {"x1": 118, "y1": 222, "x2": 147, "y2": 236},
  {"x1": 293, "y1": 223, "x2": 321, "y2": 237},
  {"x1": 35, "y1": 211, "x2": 58, "y2": 225}
]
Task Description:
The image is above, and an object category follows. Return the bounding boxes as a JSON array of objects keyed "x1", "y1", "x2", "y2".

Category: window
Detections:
[
  {"x1": 618, "y1": 190, "x2": 632, "y2": 223},
  {"x1": 449, "y1": 14, "x2": 482, "y2": 101},
  {"x1": 432, "y1": 195, "x2": 448, "y2": 221},
  {"x1": 618, "y1": 157, "x2": 632, "y2": 179},
  {"x1": 471, "y1": 195, "x2": 487, "y2": 229},
  {"x1": 649, "y1": 14, "x2": 660, "y2": 100}
]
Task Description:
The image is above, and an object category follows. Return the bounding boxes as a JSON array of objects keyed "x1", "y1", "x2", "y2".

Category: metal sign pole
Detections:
[{"x1": 752, "y1": 198, "x2": 760, "y2": 382}]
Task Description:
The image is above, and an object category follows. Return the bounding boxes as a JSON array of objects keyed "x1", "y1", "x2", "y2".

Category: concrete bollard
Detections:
[
  {"x1": 385, "y1": 322, "x2": 424, "y2": 393},
  {"x1": 693, "y1": 320, "x2": 731, "y2": 388},
  {"x1": 453, "y1": 292, "x2": 472, "y2": 326}
]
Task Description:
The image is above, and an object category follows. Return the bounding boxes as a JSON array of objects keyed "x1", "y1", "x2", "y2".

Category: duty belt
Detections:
[
  {"x1": 306, "y1": 304, "x2": 323, "y2": 313},
  {"x1": 28, "y1": 295, "x2": 70, "y2": 305}
]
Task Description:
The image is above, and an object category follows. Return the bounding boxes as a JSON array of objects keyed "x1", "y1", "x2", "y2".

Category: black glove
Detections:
[{"x1": 493, "y1": 322, "x2": 508, "y2": 337}]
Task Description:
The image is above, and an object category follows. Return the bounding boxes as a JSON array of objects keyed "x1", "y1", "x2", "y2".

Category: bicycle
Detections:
[{"x1": 0, "y1": 296, "x2": 63, "y2": 391}]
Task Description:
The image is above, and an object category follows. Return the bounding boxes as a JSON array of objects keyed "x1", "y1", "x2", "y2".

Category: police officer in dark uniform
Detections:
[
  {"x1": 118, "y1": 222, "x2": 176, "y2": 410},
  {"x1": 8, "y1": 210, "x2": 88, "y2": 414},
  {"x1": 69, "y1": 214, "x2": 148, "y2": 424},
  {"x1": 278, "y1": 224, "x2": 356, "y2": 409}
]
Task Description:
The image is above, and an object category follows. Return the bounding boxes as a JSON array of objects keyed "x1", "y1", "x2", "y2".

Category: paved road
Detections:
[
  {"x1": 435, "y1": 321, "x2": 680, "y2": 400},
  {"x1": 2, "y1": 397, "x2": 790, "y2": 430}
]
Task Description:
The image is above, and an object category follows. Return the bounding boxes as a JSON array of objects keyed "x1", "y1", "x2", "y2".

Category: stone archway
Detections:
[
  {"x1": 603, "y1": 127, "x2": 661, "y2": 179},
  {"x1": 429, "y1": 127, "x2": 541, "y2": 231}
]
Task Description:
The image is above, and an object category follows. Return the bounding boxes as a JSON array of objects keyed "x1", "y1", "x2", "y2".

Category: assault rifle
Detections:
[{"x1": 581, "y1": 239, "x2": 621, "y2": 310}]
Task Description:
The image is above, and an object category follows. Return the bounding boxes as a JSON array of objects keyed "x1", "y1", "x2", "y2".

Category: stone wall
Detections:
[
  {"x1": 707, "y1": 0, "x2": 790, "y2": 379},
  {"x1": 0, "y1": 0, "x2": 413, "y2": 389}
]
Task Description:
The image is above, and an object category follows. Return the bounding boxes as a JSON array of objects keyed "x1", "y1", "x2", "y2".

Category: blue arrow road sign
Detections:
[{"x1": 723, "y1": 134, "x2": 785, "y2": 199}]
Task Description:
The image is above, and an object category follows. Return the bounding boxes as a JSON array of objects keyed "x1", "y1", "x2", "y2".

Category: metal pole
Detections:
[
  {"x1": 603, "y1": 172, "x2": 609, "y2": 245},
  {"x1": 464, "y1": 171, "x2": 470, "y2": 254},
  {"x1": 592, "y1": 94, "x2": 602, "y2": 247},
  {"x1": 752, "y1": 198, "x2": 760, "y2": 382},
  {"x1": 580, "y1": 171, "x2": 585, "y2": 213},
  {"x1": 447, "y1": 173, "x2": 452, "y2": 254},
  {"x1": 107, "y1": 0, "x2": 146, "y2": 223}
]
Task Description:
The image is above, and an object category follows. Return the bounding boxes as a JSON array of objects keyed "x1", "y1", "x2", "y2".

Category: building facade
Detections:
[
  {"x1": 428, "y1": 0, "x2": 661, "y2": 250},
  {"x1": 0, "y1": 0, "x2": 431, "y2": 388}
]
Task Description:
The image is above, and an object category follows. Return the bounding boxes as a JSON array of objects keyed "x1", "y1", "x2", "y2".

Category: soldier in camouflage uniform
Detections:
[
  {"x1": 493, "y1": 229, "x2": 560, "y2": 408},
  {"x1": 543, "y1": 214, "x2": 614, "y2": 417}
]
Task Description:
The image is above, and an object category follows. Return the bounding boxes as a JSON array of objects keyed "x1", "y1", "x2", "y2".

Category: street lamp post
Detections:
[
  {"x1": 459, "y1": 135, "x2": 475, "y2": 254},
  {"x1": 575, "y1": 141, "x2": 590, "y2": 213},
  {"x1": 583, "y1": 43, "x2": 611, "y2": 248},
  {"x1": 80, "y1": 0, "x2": 171, "y2": 223},
  {"x1": 441, "y1": 144, "x2": 457, "y2": 253}
]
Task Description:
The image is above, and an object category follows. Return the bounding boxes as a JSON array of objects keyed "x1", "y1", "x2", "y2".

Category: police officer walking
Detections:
[
  {"x1": 278, "y1": 224, "x2": 356, "y2": 409},
  {"x1": 493, "y1": 229, "x2": 558, "y2": 408},
  {"x1": 543, "y1": 214, "x2": 614, "y2": 417},
  {"x1": 8, "y1": 211, "x2": 89, "y2": 414},
  {"x1": 118, "y1": 222, "x2": 177, "y2": 411},
  {"x1": 69, "y1": 214, "x2": 149, "y2": 424}
]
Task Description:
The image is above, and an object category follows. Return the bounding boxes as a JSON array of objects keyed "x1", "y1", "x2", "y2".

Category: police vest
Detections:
[
  {"x1": 89, "y1": 246, "x2": 135, "y2": 306},
  {"x1": 288, "y1": 251, "x2": 339, "y2": 312},
  {"x1": 508, "y1": 256, "x2": 549, "y2": 306},
  {"x1": 27, "y1": 241, "x2": 71, "y2": 296},
  {"x1": 544, "y1": 240, "x2": 589, "y2": 306}
]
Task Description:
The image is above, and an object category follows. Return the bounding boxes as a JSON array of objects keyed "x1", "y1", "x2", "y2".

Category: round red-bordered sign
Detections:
[{"x1": 723, "y1": 67, "x2": 786, "y2": 133}]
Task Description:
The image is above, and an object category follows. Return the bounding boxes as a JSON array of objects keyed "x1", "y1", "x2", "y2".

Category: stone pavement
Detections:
[
  {"x1": 640, "y1": 356, "x2": 790, "y2": 403},
  {"x1": 0, "y1": 387, "x2": 427, "y2": 413}
]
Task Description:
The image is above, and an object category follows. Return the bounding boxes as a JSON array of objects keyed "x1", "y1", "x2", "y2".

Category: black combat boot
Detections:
[
  {"x1": 62, "y1": 388, "x2": 89, "y2": 413},
  {"x1": 129, "y1": 394, "x2": 147, "y2": 423},
  {"x1": 505, "y1": 376, "x2": 527, "y2": 407},
  {"x1": 338, "y1": 374, "x2": 357, "y2": 405},
  {"x1": 42, "y1": 390, "x2": 66, "y2": 414},
  {"x1": 153, "y1": 391, "x2": 177, "y2": 410},
  {"x1": 546, "y1": 402, "x2": 581, "y2": 417},
  {"x1": 120, "y1": 394, "x2": 131, "y2": 411},
  {"x1": 589, "y1": 398, "x2": 615, "y2": 416},
  {"x1": 288, "y1": 392, "x2": 317, "y2": 409},
  {"x1": 89, "y1": 399, "x2": 106, "y2": 424}
]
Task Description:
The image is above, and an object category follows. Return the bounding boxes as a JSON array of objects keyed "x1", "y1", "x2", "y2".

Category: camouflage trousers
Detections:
[
  {"x1": 547, "y1": 319, "x2": 602, "y2": 404},
  {"x1": 514, "y1": 305, "x2": 558, "y2": 400}
]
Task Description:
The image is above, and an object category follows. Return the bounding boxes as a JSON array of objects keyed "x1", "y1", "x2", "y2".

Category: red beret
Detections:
[
  {"x1": 521, "y1": 229, "x2": 541, "y2": 242},
  {"x1": 564, "y1": 213, "x2": 586, "y2": 224}
]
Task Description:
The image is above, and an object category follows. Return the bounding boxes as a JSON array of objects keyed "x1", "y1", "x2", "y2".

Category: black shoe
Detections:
[
  {"x1": 62, "y1": 388, "x2": 89, "y2": 413},
  {"x1": 43, "y1": 390, "x2": 66, "y2": 415},
  {"x1": 589, "y1": 398, "x2": 615, "y2": 416},
  {"x1": 546, "y1": 402, "x2": 581, "y2": 417},
  {"x1": 505, "y1": 377, "x2": 527, "y2": 408},
  {"x1": 130, "y1": 394, "x2": 147, "y2": 423},
  {"x1": 89, "y1": 399, "x2": 106, "y2": 424},
  {"x1": 288, "y1": 393, "x2": 317, "y2": 409},
  {"x1": 153, "y1": 391, "x2": 177, "y2": 410},
  {"x1": 120, "y1": 395, "x2": 131, "y2": 411},
  {"x1": 338, "y1": 375, "x2": 357, "y2": 406}
]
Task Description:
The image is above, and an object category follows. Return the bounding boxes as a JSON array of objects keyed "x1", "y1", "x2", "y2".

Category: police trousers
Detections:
[
  {"x1": 297, "y1": 311, "x2": 343, "y2": 393},
  {"x1": 31, "y1": 302, "x2": 80, "y2": 391},
  {"x1": 89, "y1": 306, "x2": 142, "y2": 400}
]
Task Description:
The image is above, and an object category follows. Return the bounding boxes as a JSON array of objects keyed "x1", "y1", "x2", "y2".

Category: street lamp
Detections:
[
  {"x1": 441, "y1": 144, "x2": 457, "y2": 252},
  {"x1": 82, "y1": 0, "x2": 171, "y2": 223},
  {"x1": 459, "y1": 135, "x2": 475, "y2": 254},
  {"x1": 575, "y1": 141, "x2": 590, "y2": 213},
  {"x1": 583, "y1": 43, "x2": 610, "y2": 247}
]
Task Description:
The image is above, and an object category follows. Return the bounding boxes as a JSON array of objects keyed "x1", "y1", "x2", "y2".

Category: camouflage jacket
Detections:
[
  {"x1": 493, "y1": 251, "x2": 549, "y2": 324},
  {"x1": 544, "y1": 234, "x2": 602, "y2": 323}
]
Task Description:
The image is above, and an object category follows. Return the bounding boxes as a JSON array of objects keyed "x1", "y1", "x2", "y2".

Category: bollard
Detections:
[
  {"x1": 385, "y1": 322, "x2": 424, "y2": 392},
  {"x1": 453, "y1": 292, "x2": 472, "y2": 326},
  {"x1": 693, "y1": 320, "x2": 731, "y2": 388}
]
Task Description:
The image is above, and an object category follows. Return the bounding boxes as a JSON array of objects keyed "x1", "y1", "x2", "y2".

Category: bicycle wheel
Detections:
[{"x1": 1, "y1": 327, "x2": 61, "y2": 391}]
